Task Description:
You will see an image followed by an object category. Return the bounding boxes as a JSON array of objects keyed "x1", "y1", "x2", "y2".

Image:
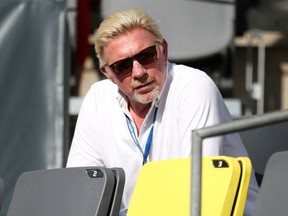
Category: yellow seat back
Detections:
[{"x1": 127, "y1": 156, "x2": 248, "y2": 216}]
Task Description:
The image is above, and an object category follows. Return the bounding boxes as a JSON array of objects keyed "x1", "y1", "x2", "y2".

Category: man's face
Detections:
[{"x1": 101, "y1": 27, "x2": 168, "y2": 105}]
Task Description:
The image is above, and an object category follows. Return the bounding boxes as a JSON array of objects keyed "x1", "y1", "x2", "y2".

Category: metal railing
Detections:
[{"x1": 190, "y1": 109, "x2": 288, "y2": 216}]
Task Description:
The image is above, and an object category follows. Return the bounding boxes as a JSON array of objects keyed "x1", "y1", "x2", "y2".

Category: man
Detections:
[{"x1": 67, "y1": 8, "x2": 259, "y2": 215}]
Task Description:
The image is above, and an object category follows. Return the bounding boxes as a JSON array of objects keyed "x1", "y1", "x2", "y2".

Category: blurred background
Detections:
[{"x1": 0, "y1": 0, "x2": 288, "y2": 215}]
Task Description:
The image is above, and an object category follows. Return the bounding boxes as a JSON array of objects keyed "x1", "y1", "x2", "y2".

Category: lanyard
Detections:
[{"x1": 125, "y1": 108, "x2": 158, "y2": 164}]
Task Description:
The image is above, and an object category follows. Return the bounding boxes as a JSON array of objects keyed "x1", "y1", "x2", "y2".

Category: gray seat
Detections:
[
  {"x1": 7, "y1": 167, "x2": 124, "y2": 216},
  {"x1": 100, "y1": 0, "x2": 235, "y2": 62},
  {"x1": 252, "y1": 151, "x2": 288, "y2": 216},
  {"x1": 0, "y1": 177, "x2": 4, "y2": 211},
  {"x1": 240, "y1": 121, "x2": 288, "y2": 185}
]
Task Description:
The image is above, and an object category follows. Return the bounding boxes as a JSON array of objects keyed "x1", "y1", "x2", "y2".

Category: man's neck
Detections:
[{"x1": 128, "y1": 101, "x2": 151, "y2": 134}]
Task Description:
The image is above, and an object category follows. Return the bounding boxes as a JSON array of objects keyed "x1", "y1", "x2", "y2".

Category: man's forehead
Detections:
[{"x1": 103, "y1": 28, "x2": 156, "y2": 61}]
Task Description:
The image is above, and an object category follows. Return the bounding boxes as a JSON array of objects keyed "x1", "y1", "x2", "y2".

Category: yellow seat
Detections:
[{"x1": 127, "y1": 156, "x2": 251, "y2": 216}]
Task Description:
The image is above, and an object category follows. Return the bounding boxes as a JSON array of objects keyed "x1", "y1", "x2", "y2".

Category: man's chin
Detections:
[{"x1": 132, "y1": 91, "x2": 159, "y2": 104}]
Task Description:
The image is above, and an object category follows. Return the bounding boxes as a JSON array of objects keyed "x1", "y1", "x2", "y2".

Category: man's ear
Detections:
[
  {"x1": 100, "y1": 66, "x2": 116, "y2": 84},
  {"x1": 161, "y1": 39, "x2": 168, "y2": 61}
]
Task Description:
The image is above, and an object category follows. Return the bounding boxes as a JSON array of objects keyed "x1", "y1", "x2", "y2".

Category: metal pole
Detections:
[
  {"x1": 191, "y1": 109, "x2": 288, "y2": 216},
  {"x1": 245, "y1": 33, "x2": 253, "y2": 115},
  {"x1": 245, "y1": 29, "x2": 266, "y2": 115},
  {"x1": 191, "y1": 132, "x2": 202, "y2": 216},
  {"x1": 257, "y1": 32, "x2": 265, "y2": 114}
]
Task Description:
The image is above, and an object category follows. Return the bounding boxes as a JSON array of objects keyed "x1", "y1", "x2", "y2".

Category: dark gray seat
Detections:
[
  {"x1": 7, "y1": 167, "x2": 124, "y2": 216},
  {"x1": 252, "y1": 151, "x2": 288, "y2": 216}
]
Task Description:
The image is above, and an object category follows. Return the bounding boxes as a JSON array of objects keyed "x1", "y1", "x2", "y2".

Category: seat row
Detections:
[{"x1": 1, "y1": 151, "x2": 288, "y2": 216}]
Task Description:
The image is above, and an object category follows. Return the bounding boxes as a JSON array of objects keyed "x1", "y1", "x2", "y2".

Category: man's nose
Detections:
[{"x1": 131, "y1": 60, "x2": 146, "y2": 78}]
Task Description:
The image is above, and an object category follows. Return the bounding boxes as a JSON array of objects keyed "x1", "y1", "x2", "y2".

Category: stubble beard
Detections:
[{"x1": 132, "y1": 85, "x2": 161, "y2": 104}]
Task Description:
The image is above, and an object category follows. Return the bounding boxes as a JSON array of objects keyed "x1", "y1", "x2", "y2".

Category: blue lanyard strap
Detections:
[{"x1": 125, "y1": 108, "x2": 158, "y2": 165}]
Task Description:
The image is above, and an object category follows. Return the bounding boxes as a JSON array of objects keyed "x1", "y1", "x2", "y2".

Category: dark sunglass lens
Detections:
[
  {"x1": 136, "y1": 46, "x2": 157, "y2": 65},
  {"x1": 112, "y1": 58, "x2": 133, "y2": 75}
]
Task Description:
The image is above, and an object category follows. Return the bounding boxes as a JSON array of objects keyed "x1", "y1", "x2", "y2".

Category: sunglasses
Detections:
[{"x1": 106, "y1": 43, "x2": 158, "y2": 77}]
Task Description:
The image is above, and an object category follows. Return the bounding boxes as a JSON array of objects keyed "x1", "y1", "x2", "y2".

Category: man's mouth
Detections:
[{"x1": 134, "y1": 81, "x2": 154, "y2": 94}]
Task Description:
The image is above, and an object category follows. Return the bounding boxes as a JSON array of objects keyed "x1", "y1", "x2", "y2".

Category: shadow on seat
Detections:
[
  {"x1": 7, "y1": 167, "x2": 125, "y2": 216},
  {"x1": 0, "y1": 177, "x2": 4, "y2": 212},
  {"x1": 252, "y1": 151, "x2": 288, "y2": 216},
  {"x1": 110, "y1": 168, "x2": 126, "y2": 216},
  {"x1": 233, "y1": 157, "x2": 252, "y2": 216},
  {"x1": 127, "y1": 156, "x2": 251, "y2": 216}
]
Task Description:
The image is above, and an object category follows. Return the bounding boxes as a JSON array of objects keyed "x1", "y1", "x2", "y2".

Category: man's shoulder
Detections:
[
  {"x1": 169, "y1": 63, "x2": 211, "y2": 84},
  {"x1": 83, "y1": 79, "x2": 118, "y2": 102},
  {"x1": 90, "y1": 79, "x2": 117, "y2": 92}
]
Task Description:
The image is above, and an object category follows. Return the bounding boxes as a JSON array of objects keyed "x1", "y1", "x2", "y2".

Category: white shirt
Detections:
[{"x1": 67, "y1": 62, "x2": 259, "y2": 215}]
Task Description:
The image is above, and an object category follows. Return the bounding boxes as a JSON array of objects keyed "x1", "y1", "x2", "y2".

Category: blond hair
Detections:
[{"x1": 94, "y1": 8, "x2": 164, "y2": 67}]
